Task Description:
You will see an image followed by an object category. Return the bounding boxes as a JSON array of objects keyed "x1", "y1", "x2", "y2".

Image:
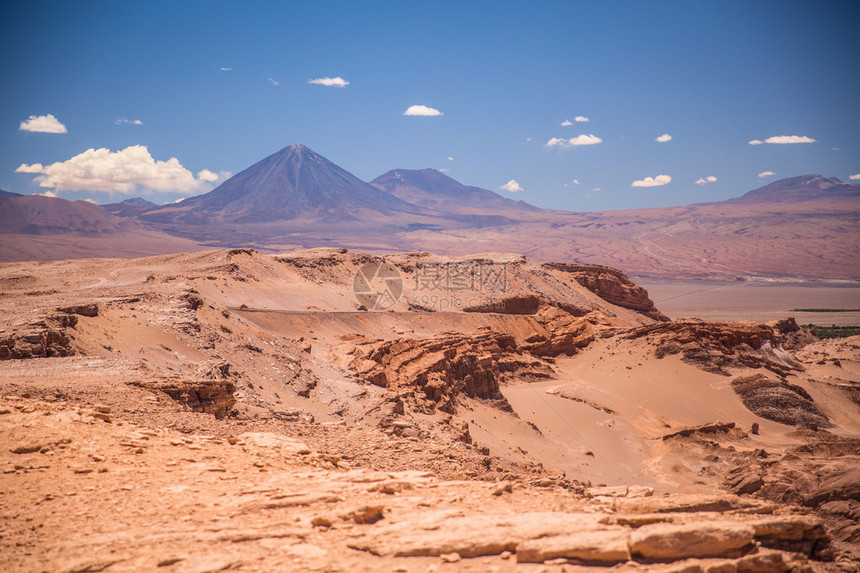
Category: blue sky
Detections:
[{"x1": 2, "y1": 0, "x2": 858, "y2": 211}]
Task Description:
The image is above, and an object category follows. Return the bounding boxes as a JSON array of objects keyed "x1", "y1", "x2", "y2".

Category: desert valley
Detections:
[{"x1": 1, "y1": 142, "x2": 859, "y2": 572}]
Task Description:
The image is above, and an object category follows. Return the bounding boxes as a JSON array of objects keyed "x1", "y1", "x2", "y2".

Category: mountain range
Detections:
[{"x1": 1, "y1": 144, "x2": 858, "y2": 281}]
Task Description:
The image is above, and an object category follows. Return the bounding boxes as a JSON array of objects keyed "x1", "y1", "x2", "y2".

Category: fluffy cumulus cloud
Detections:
[
  {"x1": 631, "y1": 174, "x2": 671, "y2": 188},
  {"x1": 15, "y1": 145, "x2": 229, "y2": 194},
  {"x1": 19, "y1": 114, "x2": 67, "y2": 134},
  {"x1": 655, "y1": 133, "x2": 672, "y2": 143},
  {"x1": 850, "y1": 174, "x2": 860, "y2": 180},
  {"x1": 268, "y1": 77, "x2": 279, "y2": 86},
  {"x1": 695, "y1": 175, "x2": 717, "y2": 185},
  {"x1": 560, "y1": 116, "x2": 589, "y2": 126},
  {"x1": 500, "y1": 179, "x2": 523, "y2": 192},
  {"x1": 308, "y1": 76, "x2": 349, "y2": 87},
  {"x1": 220, "y1": 67, "x2": 232, "y2": 71},
  {"x1": 764, "y1": 135, "x2": 815, "y2": 144},
  {"x1": 750, "y1": 135, "x2": 815, "y2": 145},
  {"x1": 758, "y1": 171, "x2": 775, "y2": 179},
  {"x1": 545, "y1": 134, "x2": 602, "y2": 147},
  {"x1": 403, "y1": 105, "x2": 442, "y2": 116},
  {"x1": 114, "y1": 118, "x2": 143, "y2": 126}
]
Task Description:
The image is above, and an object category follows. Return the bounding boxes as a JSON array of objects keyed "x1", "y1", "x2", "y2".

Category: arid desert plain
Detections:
[{"x1": 1, "y1": 247, "x2": 858, "y2": 572}]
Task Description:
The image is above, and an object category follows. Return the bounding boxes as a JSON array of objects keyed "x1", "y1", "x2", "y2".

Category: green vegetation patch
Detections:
[
  {"x1": 790, "y1": 308, "x2": 860, "y2": 312},
  {"x1": 806, "y1": 325, "x2": 860, "y2": 339}
]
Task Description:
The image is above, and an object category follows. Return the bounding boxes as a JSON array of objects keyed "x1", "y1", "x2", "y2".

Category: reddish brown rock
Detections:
[
  {"x1": 350, "y1": 331, "x2": 552, "y2": 412},
  {"x1": 732, "y1": 374, "x2": 830, "y2": 428},
  {"x1": 543, "y1": 262, "x2": 668, "y2": 320},
  {"x1": 626, "y1": 320, "x2": 801, "y2": 375},
  {"x1": 629, "y1": 522, "x2": 755, "y2": 561},
  {"x1": 131, "y1": 378, "x2": 236, "y2": 419}
]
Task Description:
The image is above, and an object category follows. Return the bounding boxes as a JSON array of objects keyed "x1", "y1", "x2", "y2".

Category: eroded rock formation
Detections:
[
  {"x1": 543, "y1": 262, "x2": 668, "y2": 320},
  {"x1": 350, "y1": 331, "x2": 552, "y2": 412},
  {"x1": 627, "y1": 319, "x2": 803, "y2": 375},
  {"x1": 732, "y1": 373, "x2": 831, "y2": 428}
]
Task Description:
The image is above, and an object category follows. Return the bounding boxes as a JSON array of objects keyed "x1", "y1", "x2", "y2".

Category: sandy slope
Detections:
[{"x1": 1, "y1": 248, "x2": 859, "y2": 570}]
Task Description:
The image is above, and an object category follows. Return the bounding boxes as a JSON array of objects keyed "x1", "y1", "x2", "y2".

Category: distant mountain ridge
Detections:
[
  {"x1": 140, "y1": 144, "x2": 430, "y2": 225},
  {"x1": 118, "y1": 197, "x2": 158, "y2": 208},
  {"x1": 103, "y1": 197, "x2": 159, "y2": 217},
  {"x1": 371, "y1": 168, "x2": 542, "y2": 217},
  {"x1": 729, "y1": 175, "x2": 860, "y2": 203},
  {"x1": 0, "y1": 195, "x2": 132, "y2": 235},
  {"x1": 1, "y1": 145, "x2": 857, "y2": 280}
]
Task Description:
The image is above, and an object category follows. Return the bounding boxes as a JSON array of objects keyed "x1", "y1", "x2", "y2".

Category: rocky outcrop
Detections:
[
  {"x1": 543, "y1": 262, "x2": 668, "y2": 320},
  {"x1": 0, "y1": 314, "x2": 78, "y2": 360},
  {"x1": 629, "y1": 522, "x2": 754, "y2": 561},
  {"x1": 724, "y1": 433, "x2": 859, "y2": 554},
  {"x1": 349, "y1": 331, "x2": 552, "y2": 413},
  {"x1": 732, "y1": 373, "x2": 831, "y2": 428},
  {"x1": 662, "y1": 421, "x2": 744, "y2": 440},
  {"x1": 130, "y1": 377, "x2": 236, "y2": 419},
  {"x1": 522, "y1": 306, "x2": 605, "y2": 357},
  {"x1": 349, "y1": 498, "x2": 832, "y2": 565},
  {"x1": 768, "y1": 317, "x2": 817, "y2": 350},
  {"x1": 627, "y1": 319, "x2": 802, "y2": 375},
  {"x1": 58, "y1": 303, "x2": 99, "y2": 317},
  {"x1": 463, "y1": 294, "x2": 540, "y2": 314}
]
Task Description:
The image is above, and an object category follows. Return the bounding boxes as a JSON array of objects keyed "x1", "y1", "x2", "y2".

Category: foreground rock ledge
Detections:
[{"x1": 0, "y1": 396, "x2": 838, "y2": 572}]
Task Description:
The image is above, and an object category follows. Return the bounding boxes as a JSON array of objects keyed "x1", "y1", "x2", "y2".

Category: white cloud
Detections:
[
  {"x1": 16, "y1": 145, "x2": 223, "y2": 194},
  {"x1": 850, "y1": 173, "x2": 860, "y2": 180},
  {"x1": 19, "y1": 114, "x2": 67, "y2": 134},
  {"x1": 268, "y1": 77, "x2": 279, "y2": 86},
  {"x1": 546, "y1": 134, "x2": 602, "y2": 147},
  {"x1": 560, "y1": 119, "x2": 573, "y2": 126},
  {"x1": 572, "y1": 179, "x2": 580, "y2": 185},
  {"x1": 631, "y1": 174, "x2": 671, "y2": 188},
  {"x1": 114, "y1": 118, "x2": 143, "y2": 126},
  {"x1": 655, "y1": 133, "x2": 672, "y2": 143},
  {"x1": 500, "y1": 179, "x2": 523, "y2": 193},
  {"x1": 695, "y1": 175, "x2": 717, "y2": 185},
  {"x1": 447, "y1": 156, "x2": 453, "y2": 161},
  {"x1": 197, "y1": 168, "x2": 232, "y2": 183},
  {"x1": 525, "y1": 137, "x2": 533, "y2": 142},
  {"x1": 764, "y1": 135, "x2": 815, "y2": 144},
  {"x1": 15, "y1": 163, "x2": 45, "y2": 174},
  {"x1": 750, "y1": 135, "x2": 816, "y2": 145},
  {"x1": 220, "y1": 67, "x2": 232, "y2": 71},
  {"x1": 575, "y1": 116, "x2": 589, "y2": 122},
  {"x1": 403, "y1": 104, "x2": 442, "y2": 116},
  {"x1": 439, "y1": 168, "x2": 450, "y2": 172},
  {"x1": 308, "y1": 76, "x2": 349, "y2": 87},
  {"x1": 34, "y1": 190, "x2": 57, "y2": 198},
  {"x1": 758, "y1": 171, "x2": 775, "y2": 179}
]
